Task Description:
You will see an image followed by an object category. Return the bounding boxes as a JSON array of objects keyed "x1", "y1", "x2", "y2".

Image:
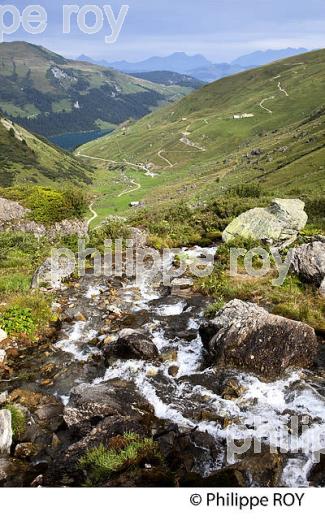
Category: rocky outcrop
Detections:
[
  {"x1": 155, "y1": 425, "x2": 221, "y2": 477},
  {"x1": 291, "y1": 241, "x2": 325, "y2": 295},
  {"x1": 64, "y1": 379, "x2": 154, "y2": 435},
  {"x1": 0, "y1": 409, "x2": 12, "y2": 455},
  {"x1": 2, "y1": 217, "x2": 88, "y2": 239},
  {"x1": 47, "y1": 219, "x2": 88, "y2": 239},
  {"x1": 7, "y1": 389, "x2": 64, "y2": 435},
  {"x1": 200, "y1": 299, "x2": 318, "y2": 379},
  {"x1": 103, "y1": 329, "x2": 159, "y2": 362},
  {"x1": 31, "y1": 255, "x2": 75, "y2": 290},
  {"x1": 223, "y1": 198, "x2": 308, "y2": 247},
  {"x1": 0, "y1": 328, "x2": 7, "y2": 343},
  {"x1": 0, "y1": 196, "x2": 87, "y2": 238},
  {"x1": 0, "y1": 197, "x2": 28, "y2": 223}
]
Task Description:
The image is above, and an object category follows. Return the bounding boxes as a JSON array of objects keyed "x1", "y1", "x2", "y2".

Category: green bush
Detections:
[
  {"x1": 228, "y1": 183, "x2": 263, "y2": 198},
  {"x1": 4, "y1": 404, "x2": 26, "y2": 439},
  {"x1": 0, "y1": 294, "x2": 51, "y2": 337},
  {"x1": 0, "y1": 306, "x2": 36, "y2": 336},
  {"x1": 0, "y1": 186, "x2": 88, "y2": 225},
  {"x1": 79, "y1": 433, "x2": 162, "y2": 485}
]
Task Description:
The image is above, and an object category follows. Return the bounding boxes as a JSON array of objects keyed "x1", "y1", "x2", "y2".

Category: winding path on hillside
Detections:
[
  {"x1": 260, "y1": 68, "x2": 294, "y2": 113},
  {"x1": 277, "y1": 81, "x2": 289, "y2": 97},
  {"x1": 76, "y1": 152, "x2": 142, "y2": 198},
  {"x1": 259, "y1": 95, "x2": 275, "y2": 114},
  {"x1": 117, "y1": 179, "x2": 141, "y2": 198},
  {"x1": 157, "y1": 150, "x2": 174, "y2": 167},
  {"x1": 87, "y1": 202, "x2": 98, "y2": 227},
  {"x1": 76, "y1": 152, "x2": 118, "y2": 165}
]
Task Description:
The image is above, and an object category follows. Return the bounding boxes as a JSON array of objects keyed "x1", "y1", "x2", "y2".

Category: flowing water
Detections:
[{"x1": 51, "y1": 245, "x2": 325, "y2": 487}]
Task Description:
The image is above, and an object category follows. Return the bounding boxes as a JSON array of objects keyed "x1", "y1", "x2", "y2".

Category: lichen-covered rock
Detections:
[
  {"x1": 291, "y1": 241, "x2": 325, "y2": 294},
  {"x1": 223, "y1": 198, "x2": 308, "y2": 247},
  {"x1": 31, "y1": 255, "x2": 75, "y2": 289},
  {"x1": 0, "y1": 196, "x2": 87, "y2": 238},
  {"x1": 0, "y1": 328, "x2": 8, "y2": 344},
  {"x1": 199, "y1": 299, "x2": 318, "y2": 379},
  {"x1": 0, "y1": 409, "x2": 12, "y2": 455},
  {"x1": 48, "y1": 219, "x2": 88, "y2": 239},
  {"x1": 0, "y1": 197, "x2": 29, "y2": 223}
]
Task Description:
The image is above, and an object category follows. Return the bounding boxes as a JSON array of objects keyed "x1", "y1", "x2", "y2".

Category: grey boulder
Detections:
[
  {"x1": 223, "y1": 198, "x2": 308, "y2": 247},
  {"x1": 0, "y1": 409, "x2": 12, "y2": 455},
  {"x1": 291, "y1": 241, "x2": 325, "y2": 296},
  {"x1": 31, "y1": 255, "x2": 75, "y2": 290},
  {"x1": 199, "y1": 299, "x2": 318, "y2": 380}
]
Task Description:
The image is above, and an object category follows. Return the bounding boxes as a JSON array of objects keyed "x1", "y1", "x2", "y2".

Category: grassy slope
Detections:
[
  {"x1": 0, "y1": 42, "x2": 196, "y2": 136},
  {"x1": 78, "y1": 49, "x2": 325, "y2": 222},
  {"x1": 0, "y1": 117, "x2": 92, "y2": 187}
]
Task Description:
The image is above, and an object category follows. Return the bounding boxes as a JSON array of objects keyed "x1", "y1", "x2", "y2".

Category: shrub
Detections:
[
  {"x1": 0, "y1": 306, "x2": 36, "y2": 336},
  {"x1": 0, "y1": 294, "x2": 52, "y2": 337},
  {"x1": 227, "y1": 183, "x2": 263, "y2": 198},
  {"x1": 79, "y1": 433, "x2": 162, "y2": 485},
  {"x1": 0, "y1": 186, "x2": 88, "y2": 225},
  {"x1": 205, "y1": 299, "x2": 225, "y2": 317},
  {"x1": 5, "y1": 404, "x2": 26, "y2": 439},
  {"x1": 88, "y1": 217, "x2": 131, "y2": 251}
]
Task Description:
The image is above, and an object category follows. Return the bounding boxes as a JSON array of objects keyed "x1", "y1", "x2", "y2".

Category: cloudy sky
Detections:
[{"x1": 5, "y1": 0, "x2": 325, "y2": 61}]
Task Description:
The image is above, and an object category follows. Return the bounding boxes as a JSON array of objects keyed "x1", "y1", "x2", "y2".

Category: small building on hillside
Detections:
[{"x1": 233, "y1": 113, "x2": 254, "y2": 120}]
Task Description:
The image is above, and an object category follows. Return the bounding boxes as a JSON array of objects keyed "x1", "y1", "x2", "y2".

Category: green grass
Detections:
[
  {"x1": 196, "y1": 241, "x2": 325, "y2": 333},
  {"x1": 79, "y1": 433, "x2": 162, "y2": 485},
  {"x1": 4, "y1": 404, "x2": 26, "y2": 439},
  {"x1": 78, "y1": 49, "x2": 325, "y2": 226},
  {"x1": 0, "y1": 273, "x2": 31, "y2": 295},
  {"x1": 0, "y1": 293, "x2": 52, "y2": 338},
  {"x1": 0, "y1": 117, "x2": 92, "y2": 187}
]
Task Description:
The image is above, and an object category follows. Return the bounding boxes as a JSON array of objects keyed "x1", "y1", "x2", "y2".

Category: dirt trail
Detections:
[
  {"x1": 76, "y1": 152, "x2": 117, "y2": 165},
  {"x1": 157, "y1": 150, "x2": 174, "y2": 167},
  {"x1": 259, "y1": 96, "x2": 275, "y2": 114},
  {"x1": 278, "y1": 81, "x2": 289, "y2": 97},
  {"x1": 87, "y1": 202, "x2": 98, "y2": 227},
  {"x1": 117, "y1": 179, "x2": 141, "y2": 198},
  {"x1": 76, "y1": 152, "x2": 142, "y2": 199}
]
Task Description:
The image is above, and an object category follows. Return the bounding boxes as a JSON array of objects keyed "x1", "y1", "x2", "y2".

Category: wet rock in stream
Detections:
[
  {"x1": 64, "y1": 379, "x2": 155, "y2": 437},
  {"x1": 103, "y1": 329, "x2": 159, "y2": 362},
  {"x1": 181, "y1": 449, "x2": 284, "y2": 487},
  {"x1": 200, "y1": 299, "x2": 318, "y2": 379}
]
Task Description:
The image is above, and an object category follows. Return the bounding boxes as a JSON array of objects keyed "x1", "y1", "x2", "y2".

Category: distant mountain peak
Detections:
[
  {"x1": 77, "y1": 52, "x2": 212, "y2": 74},
  {"x1": 231, "y1": 48, "x2": 309, "y2": 67}
]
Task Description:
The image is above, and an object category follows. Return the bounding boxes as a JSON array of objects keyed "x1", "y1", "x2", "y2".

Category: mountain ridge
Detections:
[
  {"x1": 78, "y1": 48, "x2": 310, "y2": 83},
  {"x1": 0, "y1": 42, "x2": 196, "y2": 138},
  {"x1": 0, "y1": 114, "x2": 91, "y2": 187},
  {"x1": 77, "y1": 48, "x2": 325, "y2": 215}
]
